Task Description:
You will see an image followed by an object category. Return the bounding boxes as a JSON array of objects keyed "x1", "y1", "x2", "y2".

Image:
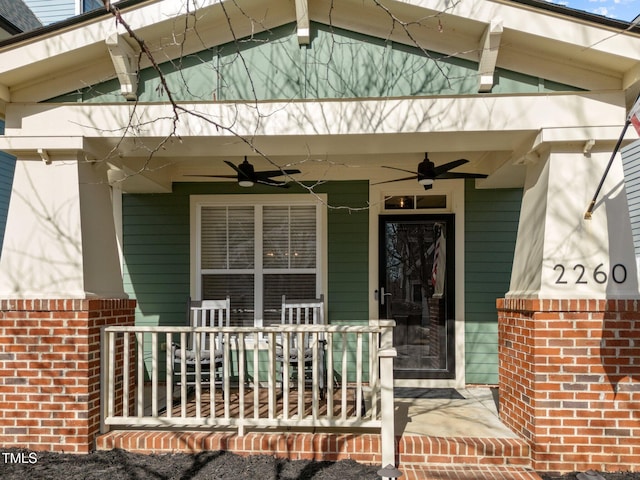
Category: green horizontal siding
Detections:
[
  {"x1": 123, "y1": 180, "x2": 369, "y2": 379},
  {"x1": 464, "y1": 180, "x2": 522, "y2": 385},
  {"x1": 47, "y1": 23, "x2": 581, "y2": 104}
]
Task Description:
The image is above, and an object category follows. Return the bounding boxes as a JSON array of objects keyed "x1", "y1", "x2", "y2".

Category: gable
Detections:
[
  {"x1": 47, "y1": 22, "x2": 581, "y2": 104},
  {"x1": 2, "y1": 0, "x2": 638, "y2": 109}
]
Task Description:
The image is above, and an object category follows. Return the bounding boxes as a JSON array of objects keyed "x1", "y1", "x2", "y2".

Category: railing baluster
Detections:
[
  {"x1": 356, "y1": 332, "x2": 362, "y2": 419},
  {"x1": 136, "y1": 332, "x2": 144, "y2": 417},
  {"x1": 326, "y1": 331, "x2": 333, "y2": 419},
  {"x1": 180, "y1": 331, "x2": 187, "y2": 418},
  {"x1": 268, "y1": 331, "x2": 276, "y2": 420},
  {"x1": 223, "y1": 332, "x2": 230, "y2": 419},
  {"x1": 195, "y1": 329, "x2": 201, "y2": 418},
  {"x1": 166, "y1": 332, "x2": 172, "y2": 419},
  {"x1": 210, "y1": 327, "x2": 216, "y2": 418},
  {"x1": 253, "y1": 335, "x2": 259, "y2": 420},
  {"x1": 151, "y1": 332, "x2": 158, "y2": 417},
  {"x1": 369, "y1": 330, "x2": 378, "y2": 420},
  {"x1": 238, "y1": 332, "x2": 245, "y2": 435},
  {"x1": 122, "y1": 332, "x2": 130, "y2": 418},
  {"x1": 107, "y1": 330, "x2": 115, "y2": 420},
  {"x1": 297, "y1": 331, "x2": 304, "y2": 418},
  {"x1": 312, "y1": 331, "x2": 319, "y2": 420},
  {"x1": 282, "y1": 331, "x2": 289, "y2": 420},
  {"x1": 341, "y1": 331, "x2": 348, "y2": 421}
]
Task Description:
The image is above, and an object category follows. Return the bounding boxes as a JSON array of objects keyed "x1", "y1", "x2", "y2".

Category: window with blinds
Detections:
[{"x1": 197, "y1": 201, "x2": 320, "y2": 327}]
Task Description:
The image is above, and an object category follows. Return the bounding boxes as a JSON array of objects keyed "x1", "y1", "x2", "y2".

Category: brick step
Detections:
[
  {"x1": 399, "y1": 434, "x2": 532, "y2": 467},
  {"x1": 401, "y1": 465, "x2": 542, "y2": 480},
  {"x1": 97, "y1": 430, "x2": 532, "y2": 470}
]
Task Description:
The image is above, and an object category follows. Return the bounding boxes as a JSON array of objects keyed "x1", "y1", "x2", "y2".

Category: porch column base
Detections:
[
  {"x1": 0, "y1": 298, "x2": 135, "y2": 453},
  {"x1": 498, "y1": 298, "x2": 640, "y2": 473}
]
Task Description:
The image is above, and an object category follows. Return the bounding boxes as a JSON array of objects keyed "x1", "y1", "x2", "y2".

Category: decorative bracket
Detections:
[
  {"x1": 583, "y1": 139, "x2": 596, "y2": 157},
  {"x1": 106, "y1": 32, "x2": 139, "y2": 101},
  {"x1": 478, "y1": 20, "x2": 503, "y2": 93},
  {"x1": 295, "y1": 0, "x2": 310, "y2": 45},
  {"x1": 38, "y1": 148, "x2": 51, "y2": 165}
]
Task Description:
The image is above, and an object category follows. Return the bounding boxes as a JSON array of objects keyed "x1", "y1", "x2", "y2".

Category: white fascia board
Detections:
[
  {"x1": 532, "y1": 126, "x2": 639, "y2": 146},
  {"x1": 0, "y1": 0, "x2": 286, "y2": 75},
  {"x1": 0, "y1": 136, "x2": 85, "y2": 155},
  {"x1": 3, "y1": 92, "x2": 626, "y2": 139},
  {"x1": 430, "y1": 0, "x2": 640, "y2": 61},
  {"x1": 508, "y1": 125, "x2": 638, "y2": 166},
  {"x1": 497, "y1": 46, "x2": 621, "y2": 91}
]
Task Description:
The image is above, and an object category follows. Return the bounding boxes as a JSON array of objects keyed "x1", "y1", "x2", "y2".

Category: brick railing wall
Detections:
[
  {"x1": 96, "y1": 430, "x2": 531, "y2": 467},
  {"x1": 498, "y1": 298, "x2": 640, "y2": 473},
  {"x1": 0, "y1": 299, "x2": 136, "y2": 453}
]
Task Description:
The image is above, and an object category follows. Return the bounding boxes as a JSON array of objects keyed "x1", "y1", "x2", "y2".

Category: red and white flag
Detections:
[
  {"x1": 629, "y1": 96, "x2": 640, "y2": 136},
  {"x1": 431, "y1": 227, "x2": 446, "y2": 298}
]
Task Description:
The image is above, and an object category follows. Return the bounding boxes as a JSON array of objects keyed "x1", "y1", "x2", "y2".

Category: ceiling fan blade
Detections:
[
  {"x1": 371, "y1": 176, "x2": 418, "y2": 186},
  {"x1": 436, "y1": 172, "x2": 488, "y2": 180},
  {"x1": 381, "y1": 165, "x2": 419, "y2": 175},
  {"x1": 256, "y1": 179, "x2": 290, "y2": 188},
  {"x1": 223, "y1": 160, "x2": 242, "y2": 174},
  {"x1": 434, "y1": 159, "x2": 469, "y2": 175},
  {"x1": 183, "y1": 174, "x2": 237, "y2": 179},
  {"x1": 255, "y1": 169, "x2": 301, "y2": 179}
]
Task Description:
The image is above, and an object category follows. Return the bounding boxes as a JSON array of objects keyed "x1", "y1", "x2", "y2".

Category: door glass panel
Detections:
[{"x1": 379, "y1": 215, "x2": 454, "y2": 379}]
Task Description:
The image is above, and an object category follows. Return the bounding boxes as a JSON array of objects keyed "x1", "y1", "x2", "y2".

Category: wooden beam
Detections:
[
  {"x1": 0, "y1": 82, "x2": 9, "y2": 104},
  {"x1": 106, "y1": 32, "x2": 139, "y2": 101},
  {"x1": 478, "y1": 20, "x2": 503, "y2": 93},
  {"x1": 295, "y1": 0, "x2": 310, "y2": 45}
]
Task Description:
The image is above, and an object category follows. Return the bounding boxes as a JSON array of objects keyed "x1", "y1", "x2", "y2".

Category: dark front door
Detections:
[{"x1": 379, "y1": 215, "x2": 455, "y2": 379}]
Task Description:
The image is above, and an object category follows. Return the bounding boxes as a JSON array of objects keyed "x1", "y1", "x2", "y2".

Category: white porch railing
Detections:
[{"x1": 100, "y1": 320, "x2": 396, "y2": 466}]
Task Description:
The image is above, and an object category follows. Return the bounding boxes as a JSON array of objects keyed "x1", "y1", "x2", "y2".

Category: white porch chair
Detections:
[
  {"x1": 276, "y1": 294, "x2": 326, "y2": 398},
  {"x1": 171, "y1": 297, "x2": 230, "y2": 389}
]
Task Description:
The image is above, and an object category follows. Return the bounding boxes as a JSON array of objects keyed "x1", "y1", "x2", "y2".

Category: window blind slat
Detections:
[{"x1": 199, "y1": 203, "x2": 318, "y2": 327}]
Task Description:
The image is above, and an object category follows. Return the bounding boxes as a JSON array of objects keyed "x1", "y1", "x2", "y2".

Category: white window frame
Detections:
[{"x1": 190, "y1": 194, "x2": 327, "y2": 327}]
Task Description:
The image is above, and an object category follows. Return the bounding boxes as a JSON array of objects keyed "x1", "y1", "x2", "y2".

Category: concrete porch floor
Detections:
[{"x1": 394, "y1": 387, "x2": 518, "y2": 438}]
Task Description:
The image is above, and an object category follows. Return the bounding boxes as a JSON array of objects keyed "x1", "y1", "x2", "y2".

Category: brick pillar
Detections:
[
  {"x1": 0, "y1": 298, "x2": 135, "y2": 453},
  {"x1": 498, "y1": 298, "x2": 640, "y2": 473}
]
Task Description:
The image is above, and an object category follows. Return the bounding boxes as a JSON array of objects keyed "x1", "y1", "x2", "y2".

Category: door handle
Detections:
[{"x1": 379, "y1": 287, "x2": 392, "y2": 305}]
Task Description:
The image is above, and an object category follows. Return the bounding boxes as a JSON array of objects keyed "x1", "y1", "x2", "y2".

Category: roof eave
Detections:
[
  {"x1": 504, "y1": 0, "x2": 640, "y2": 33},
  {"x1": 0, "y1": 0, "x2": 154, "y2": 49}
]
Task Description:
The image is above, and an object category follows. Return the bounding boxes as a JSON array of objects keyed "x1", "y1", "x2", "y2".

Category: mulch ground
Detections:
[
  {"x1": 0, "y1": 448, "x2": 380, "y2": 480},
  {"x1": 1, "y1": 449, "x2": 639, "y2": 479}
]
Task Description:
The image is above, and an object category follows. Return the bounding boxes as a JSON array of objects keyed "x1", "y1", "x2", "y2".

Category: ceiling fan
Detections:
[
  {"x1": 373, "y1": 153, "x2": 488, "y2": 190},
  {"x1": 187, "y1": 157, "x2": 301, "y2": 188}
]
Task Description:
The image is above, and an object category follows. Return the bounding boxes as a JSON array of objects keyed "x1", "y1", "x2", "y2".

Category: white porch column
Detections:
[
  {"x1": 0, "y1": 155, "x2": 126, "y2": 299},
  {"x1": 508, "y1": 148, "x2": 640, "y2": 299}
]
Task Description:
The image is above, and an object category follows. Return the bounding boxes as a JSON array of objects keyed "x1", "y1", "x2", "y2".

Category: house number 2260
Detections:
[{"x1": 553, "y1": 263, "x2": 627, "y2": 285}]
